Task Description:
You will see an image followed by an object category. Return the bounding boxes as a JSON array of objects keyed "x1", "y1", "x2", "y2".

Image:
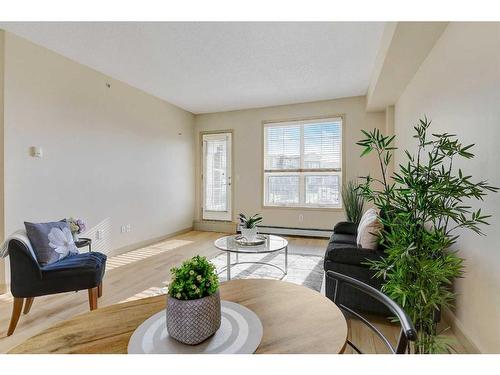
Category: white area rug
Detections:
[{"x1": 210, "y1": 252, "x2": 324, "y2": 292}]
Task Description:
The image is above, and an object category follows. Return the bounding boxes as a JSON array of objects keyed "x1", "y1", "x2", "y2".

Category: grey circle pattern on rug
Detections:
[{"x1": 128, "y1": 301, "x2": 263, "y2": 354}]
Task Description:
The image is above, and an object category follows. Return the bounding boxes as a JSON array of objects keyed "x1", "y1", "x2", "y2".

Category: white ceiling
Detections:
[{"x1": 0, "y1": 22, "x2": 385, "y2": 114}]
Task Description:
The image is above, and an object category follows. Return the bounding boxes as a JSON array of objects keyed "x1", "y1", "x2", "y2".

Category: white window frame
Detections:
[{"x1": 263, "y1": 116, "x2": 343, "y2": 209}]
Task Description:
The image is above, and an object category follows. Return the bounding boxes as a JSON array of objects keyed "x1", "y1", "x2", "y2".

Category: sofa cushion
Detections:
[
  {"x1": 325, "y1": 244, "x2": 384, "y2": 266},
  {"x1": 333, "y1": 221, "x2": 358, "y2": 235},
  {"x1": 357, "y1": 208, "x2": 377, "y2": 228},
  {"x1": 25, "y1": 220, "x2": 79, "y2": 266},
  {"x1": 356, "y1": 212, "x2": 383, "y2": 250},
  {"x1": 41, "y1": 252, "x2": 107, "y2": 280},
  {"x1": 330, "y1": 233, "x2": 357, "y2": 245}
]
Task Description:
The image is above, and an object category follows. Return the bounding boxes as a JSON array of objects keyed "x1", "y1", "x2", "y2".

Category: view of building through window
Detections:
[{"x1": 264, "y1": 118, "x2": 342, "y2": 208}]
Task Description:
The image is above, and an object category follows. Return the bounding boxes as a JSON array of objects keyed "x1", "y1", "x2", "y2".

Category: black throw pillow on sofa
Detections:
[{"x1": 24, "y1": 220, "x2": 79, "y2": 266}]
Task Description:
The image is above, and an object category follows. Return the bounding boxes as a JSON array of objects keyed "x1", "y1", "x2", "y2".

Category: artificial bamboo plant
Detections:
[{"x1": 357, "y1": 118, "x2": 498, "y2": 353}]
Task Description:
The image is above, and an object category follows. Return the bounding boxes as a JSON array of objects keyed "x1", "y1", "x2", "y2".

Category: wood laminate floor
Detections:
[{"x1": 0, "y1": 230, "x2": 466, "y2": 353}]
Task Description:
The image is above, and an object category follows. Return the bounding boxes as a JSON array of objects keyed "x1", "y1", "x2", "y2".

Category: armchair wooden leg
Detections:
[
  {"x1": 7, "y1": 298, "x2": 24, "y2": 336},
  {"x1": 23, "y1": 297, "x2": 34, "y2": 315},
  {"x1": 88, "y1": 288, "x2": 98, "y2": 310},
  {"x1": 98, "y1": 283, "x2": 103, "y2": 298}
]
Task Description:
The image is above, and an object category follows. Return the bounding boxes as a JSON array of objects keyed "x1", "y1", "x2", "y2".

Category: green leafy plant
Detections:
[
  {"x1": 341, "y1": 180, "x2": 365, "y2": 224},
  {"x1": 356, "y1": 118, "x2": 498, "y2": 353},
  {"x1": 239, "y1": 213, "x2": 263, "y2": 229},
  {"x1": 168, "y1": 255, "x2": 219, "y2": 300}
]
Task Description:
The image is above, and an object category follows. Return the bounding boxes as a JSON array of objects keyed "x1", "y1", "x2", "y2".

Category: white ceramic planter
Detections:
[{"x1": 240, "y1": 227, "x2": 258, "y2": 242}]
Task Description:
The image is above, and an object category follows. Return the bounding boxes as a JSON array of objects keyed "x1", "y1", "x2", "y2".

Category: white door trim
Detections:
[{"x1": 202, "y1": 132, "x2": 232, "y2": 221}]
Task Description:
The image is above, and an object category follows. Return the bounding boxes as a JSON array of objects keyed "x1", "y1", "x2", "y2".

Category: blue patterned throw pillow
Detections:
[{"x1": 24, "y1": 220, "x2": 79, "y2": 266}]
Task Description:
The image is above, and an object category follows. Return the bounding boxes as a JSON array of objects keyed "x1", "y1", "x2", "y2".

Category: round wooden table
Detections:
[{"x1": 9, "y1": 279, "x2": 348, "y2": 354}]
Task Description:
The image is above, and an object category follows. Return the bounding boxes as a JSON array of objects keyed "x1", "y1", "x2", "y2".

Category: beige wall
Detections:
[
  {"x1": 194, "y1": 96, "x2": 386, "y2": 230},
  {"x1": 2, "y1": 32, "x2": 195, "y2": 284},
  {"x1": 366, "y1": 22, "x2": 448, "y2": 111},
  {"x1": 394, "y1": 22, "x2": 500, "y2": 352}
]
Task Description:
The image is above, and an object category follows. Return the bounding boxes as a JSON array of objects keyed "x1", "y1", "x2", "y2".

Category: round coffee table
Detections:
[
  {"x1": 9, "y1": 279, "x2": 348, "y2": 354},
  {"x1": 214, "y1": 235, "x2": 288, "y2": 280}
]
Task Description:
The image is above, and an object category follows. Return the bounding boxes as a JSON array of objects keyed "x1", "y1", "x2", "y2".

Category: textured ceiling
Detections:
[{"x1": 0, "y1": 22, "x2": 385, "y2": 114}]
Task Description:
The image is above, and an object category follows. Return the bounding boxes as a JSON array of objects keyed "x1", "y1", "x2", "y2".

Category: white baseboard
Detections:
[
  {"x1": 193, "y1": 220, "x2": 237, "y2": 233},
  {"x1": 193, "y1": 221, "x2": 332, "y2": 238},
  {"x1": 442, "y1": 307, "x2": 481, "y2": 353},
  {"x1": 258, "y1": 225, "x2": 332, "y2": 238}
]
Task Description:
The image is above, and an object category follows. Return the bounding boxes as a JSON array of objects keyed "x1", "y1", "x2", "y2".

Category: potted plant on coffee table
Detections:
[
  {"x1": 238, "y1": 213, "x2": 263, "y2": 242},
  {"x1": 167, "y1": 255, "x2": 221, "y2": 345}
]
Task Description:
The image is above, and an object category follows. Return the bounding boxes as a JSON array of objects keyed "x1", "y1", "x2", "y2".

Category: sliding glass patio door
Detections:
[{"x1": 202, "y1": 132, "x2": 232, "y2": 221}]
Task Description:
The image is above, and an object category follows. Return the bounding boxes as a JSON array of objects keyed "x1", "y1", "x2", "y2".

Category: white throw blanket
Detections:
[{"x1": 0, "y1": 229, "x2": 37, "y2": 261}]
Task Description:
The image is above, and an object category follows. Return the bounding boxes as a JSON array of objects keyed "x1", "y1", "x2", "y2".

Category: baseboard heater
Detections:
[{"x1": 256, "y1": 225, "x2": 332, "y2": 238}]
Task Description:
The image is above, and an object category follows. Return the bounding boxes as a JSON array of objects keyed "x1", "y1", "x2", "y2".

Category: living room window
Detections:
[{"x1": 263, "y1": 117, "x2": 343, "y2": 208}]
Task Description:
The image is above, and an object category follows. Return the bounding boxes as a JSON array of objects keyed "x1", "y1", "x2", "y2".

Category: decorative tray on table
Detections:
[
  {"x1": 234, "y1": 234, "x2": 267, "y2": 246},
  {"x1": 127, "y1": 301, "x2": 263, "y2": 354}
]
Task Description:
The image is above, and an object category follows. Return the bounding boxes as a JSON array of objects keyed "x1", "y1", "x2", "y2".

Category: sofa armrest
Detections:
[
  {"x1": 333, "y1": 221, "x2": 358, "y2": 235},
  {"x1": 325, "y1": 245, "x2": 384, "y2": 267}
]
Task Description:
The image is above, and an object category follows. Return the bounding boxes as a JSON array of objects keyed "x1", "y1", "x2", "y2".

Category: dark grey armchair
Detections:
[{"x1": 6, "y1": 239, "x2": 107, "y2": 336}]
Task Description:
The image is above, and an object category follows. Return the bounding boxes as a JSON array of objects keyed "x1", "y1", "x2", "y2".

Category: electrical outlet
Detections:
[
  {"x1": 298, "y1": 214, "x2": 304, "y2": 222},
  {"x1": 120, "y1": 225, "x2": 126, "y2": 233},
  {"x1": 96, "y1": 230, "x2": 103, "y2": 240},
  {"x1": 126, "y1": 224, "x2": 131, "y2": 233}
]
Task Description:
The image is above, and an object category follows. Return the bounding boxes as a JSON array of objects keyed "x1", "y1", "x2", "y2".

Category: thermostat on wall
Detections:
[{"x1": 30, "y1": 146, "x2": 43, "y2": 158}]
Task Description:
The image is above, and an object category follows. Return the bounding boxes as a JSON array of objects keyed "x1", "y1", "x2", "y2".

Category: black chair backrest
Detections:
[{"x1": 326, "y1": 270, "x2": 417, "y2": 354}]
